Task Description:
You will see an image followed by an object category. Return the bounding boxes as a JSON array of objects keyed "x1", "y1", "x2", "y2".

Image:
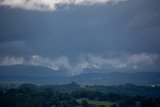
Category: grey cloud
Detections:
[
  {"x1": 0, "y1": 0, "x2": 160, "y2": 73},
  {"x1": 125, "y1": 0, "x2": 160, "y2": 28},
  {"x1": 0, "y1": 0, "x2": 126, "y2": 11},
  {"x1": 0, "y1": 0, "x2": 160, "y2": 57},
  {"x1": 0, "y1": 41, "x2": 34, "y2": 56},
  {"x1": 0, "y1": 56, "x2": 25, "y2": 66},
  {"x1": 0, "y1": 53, "x2": 159, "y2": 75}
]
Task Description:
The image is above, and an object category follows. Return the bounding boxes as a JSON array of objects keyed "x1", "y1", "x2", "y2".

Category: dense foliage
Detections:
[{"x1": 0, "y1": 82, "x2": 160, "y2": 107}]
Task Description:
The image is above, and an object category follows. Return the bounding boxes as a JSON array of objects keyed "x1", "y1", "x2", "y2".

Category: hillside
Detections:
[{"x1": 0, "y1": 65, "x2": 160, "y2": 85}]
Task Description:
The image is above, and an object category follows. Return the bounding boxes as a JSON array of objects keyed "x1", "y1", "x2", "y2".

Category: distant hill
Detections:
[
  {"x1": 0, "y1": 65, "x2": 69, "y2": 84},
  {"x1": 0, "y1": 65, "x2": 68, "y2": 77},
  {"x1": 0, "y1": 65, "x2": 160, "y2": 85},
  {"x1": 71, "y1": 71, "x2": 160, "y2": 85}
]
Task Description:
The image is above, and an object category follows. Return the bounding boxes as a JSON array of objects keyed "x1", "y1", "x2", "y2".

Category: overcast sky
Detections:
[{"x1": 0, "y1": 0, "x2": 160, "y2": 75}]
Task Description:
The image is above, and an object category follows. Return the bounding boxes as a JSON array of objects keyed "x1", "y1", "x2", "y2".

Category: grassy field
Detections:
[{"x1": 77, "y1": 98, "x2": 117, "y2": 107}]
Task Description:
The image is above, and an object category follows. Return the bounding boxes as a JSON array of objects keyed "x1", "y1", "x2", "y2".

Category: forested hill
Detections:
[
  {"x1": 1, "y1": 82, "x2": 160, "y2": 97},
  {"x1": 0, "y1": 65, "x2": 160, "y2": 85},
  {"x1": 0, "y1": 82, "x2": 160, "y2": 107}
]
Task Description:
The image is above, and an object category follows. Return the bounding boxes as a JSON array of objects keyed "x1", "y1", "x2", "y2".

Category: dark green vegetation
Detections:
[{"x1": 0, "y1": 82, "x2": 160, "y2": 107}]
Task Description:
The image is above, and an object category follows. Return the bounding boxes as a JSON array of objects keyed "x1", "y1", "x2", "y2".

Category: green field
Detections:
[{"x1": 77, "y1": 98, "x2": 117, "y2": 107}]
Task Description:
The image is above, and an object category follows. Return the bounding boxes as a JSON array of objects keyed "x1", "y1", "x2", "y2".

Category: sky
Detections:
[{"x1": 0, "y1": 0, "x2": 160, "y2": 75}]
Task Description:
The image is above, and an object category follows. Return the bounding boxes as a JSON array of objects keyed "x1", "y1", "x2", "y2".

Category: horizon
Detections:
[
  {"x1": 1, "y1": 1, "x2": 160, "y2": 107},
  {"x1": 0, "y1": 0, "x2": 160, "y2": 84}
]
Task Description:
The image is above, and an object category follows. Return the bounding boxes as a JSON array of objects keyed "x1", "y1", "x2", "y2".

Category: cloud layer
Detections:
[
  {"x1": 0, "y1": 0, "x2": 126, "y2": 11},
  {"x1": 0, "y1": 53, "x2": 159, "y2": 75},
  {"x1": 0, "y1": 0, "x2": 159, "y2": 76}
]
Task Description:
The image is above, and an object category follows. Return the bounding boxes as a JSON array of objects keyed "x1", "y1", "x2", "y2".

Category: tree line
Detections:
[{"x1": 0, "y1": 82, "x2": 160, "y2": 107}]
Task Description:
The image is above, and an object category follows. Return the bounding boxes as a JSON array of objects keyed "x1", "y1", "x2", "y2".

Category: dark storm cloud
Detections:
[
  {"x1": 125, "y1": 0, "x2": 160, "y2": 28},
  {"x1": 0, "y1": 41, "x2": 34, "y2": 56},
  {"x1": 0, "y1": 0, "x2": 160, "y2": 73},
  {"x1": 0, "y1": 0, "x2": 160, "y2": 75}
]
